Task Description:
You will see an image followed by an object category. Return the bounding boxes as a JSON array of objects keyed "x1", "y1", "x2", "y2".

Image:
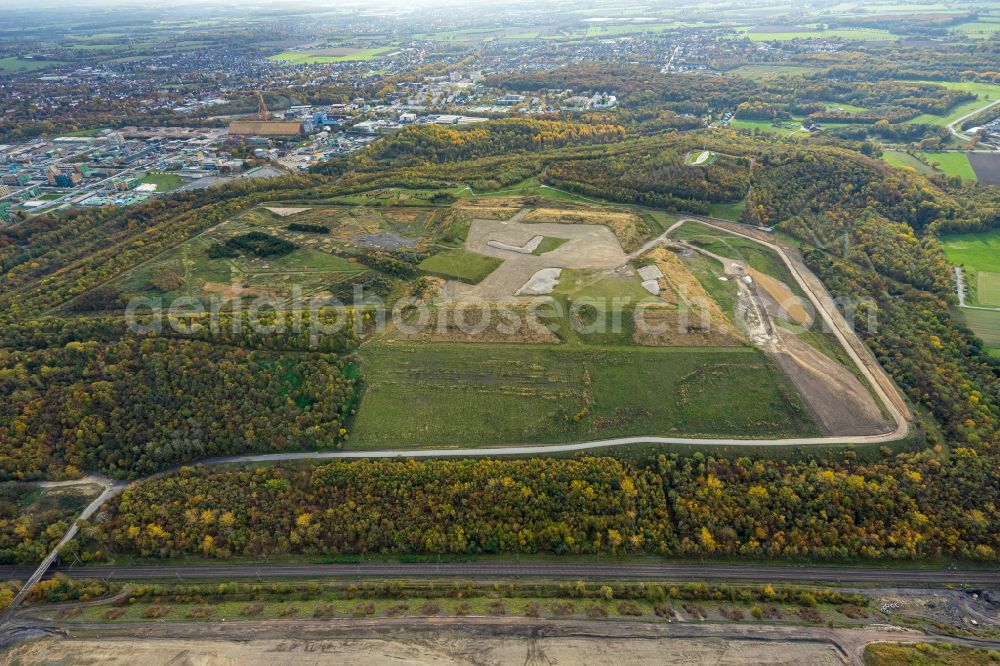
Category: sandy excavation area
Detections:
[
  {"x1": 444, "y1": 217, "x2": 630, "y2": 301},
  {"x1": 2, "y1": 634, "x2": 842, "y2": 666}
]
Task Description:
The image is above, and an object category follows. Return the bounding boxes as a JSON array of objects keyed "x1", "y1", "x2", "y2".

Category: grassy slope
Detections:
[
  {"x1": 349, "y1": 340, "x2": 818, "y2": 448},
  {"x1": 418, "y1": 249, "x2": 503, "y2": 284}
]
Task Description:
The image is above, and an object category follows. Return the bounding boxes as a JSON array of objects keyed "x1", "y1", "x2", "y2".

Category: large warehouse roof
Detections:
[{"x1": 227, "y1": 121, "x2": 302, "y2": 137}]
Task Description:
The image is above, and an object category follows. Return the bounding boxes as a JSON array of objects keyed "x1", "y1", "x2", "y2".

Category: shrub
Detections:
[
  {"x1": 287, "y1": 223, "x2": 329, "y2": 234},
  {"x1": 386, "y1": 603, "x2": 409, "y2": 617},
  {"x1": 419, "y1": 601, "x2": 440, "y2": 615},
  {"x1": 837, "y1": 604, "x2": 869, "y2": 619},
  {"x1": 653, "y1": 603, "x2": 674, "y2": 618},
  {"x1": 104, "y1": 607, "x2": 126, "y2": 620},
  {"x1": 682, "y1": 603, "x2": 706, "y2": 619},
  {"x1": 799, "y1": 607, "x2": 823, "y2": 623},
  {"x1": 525, "y1": 601, "x2": 541, "y2": 617},
  {"x1": 720, "y1": 606, "x2": 744, "y2": 621},
  {"x1": 550, "y1": 600, "x2": 575, "y2": 616},
  {"x1": 352, "y1": 602, "x2": 375, "y2": 617},
  {"x1": 617, "y1": 601, "x2": 643, "y2": 616},
  {"x1": 586, "y1": 604, "x2": 609, "y2": 618},
  {"x1": 240, "y1": 602, "x2": 265, "y2": 616},
  {"x1": 143, "y1": 606, "x2": 169, "y2": 618},
  {"x1": 313, "y1": 603, "x2": 336, "y2": 619},
  {"x1": 488, "y1": 600, "x2": 507, "y2": 615},
  {"x1": 185, "y1": 607, "x2": 213, "y2": 618}
]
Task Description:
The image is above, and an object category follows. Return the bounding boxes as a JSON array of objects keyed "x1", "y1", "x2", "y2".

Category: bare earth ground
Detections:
[
  {"x1": 1, "y1": 635, "x2": 842, "y2": 665},
  {"x1": 765, "y1": 330, "x2": 889, "y2": 436},
  {"x1": 3, "y1": 618, "x2": 928, "y2": 666},
  {"x1": 445, "y1": 217, "x2": 629, "y2": 301}
]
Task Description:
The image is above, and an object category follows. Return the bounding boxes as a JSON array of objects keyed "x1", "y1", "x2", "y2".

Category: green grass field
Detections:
[
  {"x1": 418, "y1": 249, "x2": 503, "y2": 284},
  {"x1": 707, "y1": 201, "x2": 746, "y2": 222},
  {"x1": 553, "y1": 269, "x2": 653, "y2": 302},
  {"x1": 908, "y1": 80, "x2": 1000, "y2": 126},
  {"x1": 728, "y1": 118, "x2": 805, "y2": 137},
  {"x1": 139, "y1": 172, "x2": 185, "y2": 192},
  {"x1": 950, "y1": 20, "x2": 1000, "y2": 39},
  {"x1": 941, "y1": 228, "x2": 1000, "y2": 306},
  {"x1": 917, "y1": 151, "x2": 977, "y2": 181},
  {"x1": 269, "y1": 48, "x2": 394, "y2": 64},
  {"x1": 349, "y1": 340, "x2": 818, "y2": 448}
]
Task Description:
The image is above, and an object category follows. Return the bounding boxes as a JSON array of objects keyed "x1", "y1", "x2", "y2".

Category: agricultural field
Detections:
[
  {"x1": 949, "y1": 19, "x2": 1000, "y2": 39},
  {"x1": 882, "y1": 150, "x2": 938, "y2": 176},
  {"x1": 969, "y1": 153, "x2": 1000, "y2": 186},
  {"x1": 268, "y1": 47, "x2": 395, "y2": 64},
  {"x1": 350, "y1": 340, "x2": 817, "y2": 448},
  {"x1": 941, "y1": 228, "x2": 1000, "y2": 307},
  {"x1": 954, "y1": 308, "x2": 1000, "y2": 353},
  {"x1": 741, "y1": 27, "x2": 897, "y2": 41},
  {"x1": 0, "y1": 56, "x2": 64, "y2": 72}
]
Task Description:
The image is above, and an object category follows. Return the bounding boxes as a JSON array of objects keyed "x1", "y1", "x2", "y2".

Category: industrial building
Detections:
[{"x1": 227, "y1": 92, "x2": 304, "y2": 139}]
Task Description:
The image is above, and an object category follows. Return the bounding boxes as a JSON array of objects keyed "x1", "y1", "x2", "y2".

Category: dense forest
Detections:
[
  {"x1": 0, "y1": 319, "x2": 359, "y2": 479},
  {"x1": 86, "y1": 450, "x2": 999, "y2": 562},
  {"x1": 91, "y1": 458, "x2": 671, "y2": 559}
]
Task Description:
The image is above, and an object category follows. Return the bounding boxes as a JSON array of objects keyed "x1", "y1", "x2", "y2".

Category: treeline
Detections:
[
  {"x1": 85, "y1": 450, "x2": 999, "y2": 562},
  {"x1": 540, "y1": 141, "x2": 750, "y2": 213},
  {"x1": 493, "y1": 64, "x2": 976, "y2": 126},
  {"x1": 0, "y1": 326, "x2": 359, "y2": 479},
  {"x1": 90, "y1": 458, "x2": 672, "y2": 558},
  {"x1": 359, "y1": 119, "x2": 626, "y2": 167}
]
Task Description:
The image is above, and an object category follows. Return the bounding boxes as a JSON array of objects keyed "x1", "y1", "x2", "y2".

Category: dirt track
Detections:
[
  {"x1": 0, "y1": 618, "x2": 931, "y2": 666},
  {"x1": 766, "y1": 330, "x2": 890, "y2": 436}
]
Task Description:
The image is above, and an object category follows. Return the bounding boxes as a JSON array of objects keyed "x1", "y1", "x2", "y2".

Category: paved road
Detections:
[
  {"x1": 3, "y1": 561, "x2": 999, "y2": 586},
  {"x1": 947, "y1": 98, "x2": 1000, "y2": 142}
]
